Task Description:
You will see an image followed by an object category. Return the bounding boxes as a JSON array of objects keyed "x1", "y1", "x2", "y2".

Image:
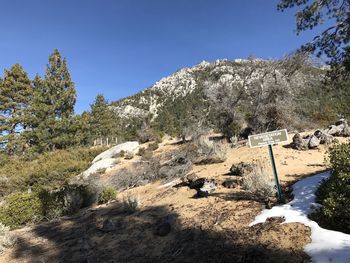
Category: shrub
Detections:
[
  {"x1": 98, "y1": 187, "x2": 117, "y2": 204},
  {"x1": 137, "y1": 147, "x2": 153, "y2": 160},
  {"x1": 242, "y1": 166, "x2": 276, "y2": 199},
  {"x1": 0, "y1": 147, "x2": 106, "y2": 197},
  {"x1": 121, "y1": 194, "x2": 139, "y2": 214},
  {"x1": 0, "y1": 184, "x2": 99, "y2": 229},
  {"x1": 0, "y1": 223, "x2": 16, "y2": 253},
  {"x1": 314, "y1": 142, "x2": 350, "y2": 233},
  {"x1": 193, "y1": 137, "x2": 228, "y2": 163},
  {"x1": 0, "y1": 192, "x2": 42, "y2": 229},
  {"x1": 147, "y1": 142, "x2": 159, "y2": 151},
  {"x1": 137, "y1": 147, "x2": 146, "y2": 156}
]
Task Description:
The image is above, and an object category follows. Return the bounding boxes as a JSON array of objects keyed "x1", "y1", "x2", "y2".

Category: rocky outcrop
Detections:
[
  {"x1": 81, "y1": 158, "x2": 117, "y2": 179},
  {"x1": 290, "y1": 119, "x2": 350, "y2": 150},
  {"x1": 92, "y1": 142, "x2": 139, "y2": 164},
  {"x1": 325, "y1": 118, "x2": 350, "y2": 137}
]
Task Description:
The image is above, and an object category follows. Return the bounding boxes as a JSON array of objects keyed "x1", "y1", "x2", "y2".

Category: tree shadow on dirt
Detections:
[{"x1": 10, "y1": 202, "x2": 310, "y2": 263}]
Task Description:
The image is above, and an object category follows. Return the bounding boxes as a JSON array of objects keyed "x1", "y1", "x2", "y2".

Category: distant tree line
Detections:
[{"x1": 0, "y1": 49, "x2": 121, "y2": 156}]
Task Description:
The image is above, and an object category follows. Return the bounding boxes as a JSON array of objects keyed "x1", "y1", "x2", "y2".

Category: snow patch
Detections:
[{"x1": 250, "y1": 171, "x2": 350, "y2": 263}]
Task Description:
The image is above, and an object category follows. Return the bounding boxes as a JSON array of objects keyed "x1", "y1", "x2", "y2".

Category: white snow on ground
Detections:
[{"x1": 250, "y1": 171, "x2": 350, "y2": 263}]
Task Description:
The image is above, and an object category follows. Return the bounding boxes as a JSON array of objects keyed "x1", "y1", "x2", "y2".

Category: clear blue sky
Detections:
[{"x1": 0, "y1": 0, "x2": 328, "y2": 113}]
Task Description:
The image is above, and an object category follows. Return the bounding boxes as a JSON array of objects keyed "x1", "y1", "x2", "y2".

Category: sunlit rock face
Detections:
[{"x1": 111, "y1": 58, "x2": 323, "y2": 121}]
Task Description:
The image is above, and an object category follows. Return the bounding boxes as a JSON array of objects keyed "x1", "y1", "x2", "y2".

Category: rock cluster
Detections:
[
  {"x1": 180, "y1": 174, "x2": 217, "y2": 198},
  {"x1": 291, "y1": 119, "x2": 349, "y2": 150}
]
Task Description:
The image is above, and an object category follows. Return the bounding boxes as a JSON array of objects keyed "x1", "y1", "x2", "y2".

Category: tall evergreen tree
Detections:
[
  {"x1": 0, "y1": 64, "x2": 32, "y2": 155},
  {"x1": 45, "y1": 49, "x2": 76, "y2": 118},
  {"x1": 89, "y1": 94, "x2": 119, "y2": 141},
  {"x1": 29, "y1": 49, "x2": 77, "y2": 151}
]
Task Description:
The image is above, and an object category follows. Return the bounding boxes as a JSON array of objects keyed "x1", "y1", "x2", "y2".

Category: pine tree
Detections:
[
  {"x1": 29, "y1": 49, "x2": 77, "y2": 151},
  {"x1": 0, "y1": 64, "x2": 32, "y2": 155},
  {"x1": 45, "y1": 49, "x2": 76, "y2": 118},
  {"x1": 89, "y1": 94, "x2": 119, "y2": 142}
]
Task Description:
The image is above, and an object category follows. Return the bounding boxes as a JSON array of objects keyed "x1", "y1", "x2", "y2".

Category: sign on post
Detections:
[
  {"x1": 248, "y1": 129, "x2": 288, "y2": 148},
  {"x1": 248, "y1": 129, "x2": 288, "y2": 203}
]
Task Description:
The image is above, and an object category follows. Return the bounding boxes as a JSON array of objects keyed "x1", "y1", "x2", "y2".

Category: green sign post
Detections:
[{"x1": 248, "y1": 129, "x2": 288, "y2": 203}]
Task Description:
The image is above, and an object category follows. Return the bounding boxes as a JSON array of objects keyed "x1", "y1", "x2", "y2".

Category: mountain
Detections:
[{"x1": 111, "y1": 57, "x2": 324, "y2": 136}]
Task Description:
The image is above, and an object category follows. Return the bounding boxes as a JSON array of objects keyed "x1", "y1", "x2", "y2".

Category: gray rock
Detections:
[
  {"x1": 343, "y1": 125, "x2": 350, "y2": 136},
  {"x1": 326, "y1": 125, "x2": 341, "y2": 135},
  {"x1": 320, "y1": 132, "x2": 334, "y2": 144},
  {"x1": 308, "y1": 135, "x2": 320, "y2": 149},
  {"x1": 291, "y1": 133, "x2": 309, "y2": 150},
  {"x1": 189, "y1": 178, "x2": 206, "y2": 190},
  {"x1": 195, "y1": 180, "x2": 216, "y2": 198},
  {"x1": 92, "y1": 141, "x2": 139, "y2": 163}
]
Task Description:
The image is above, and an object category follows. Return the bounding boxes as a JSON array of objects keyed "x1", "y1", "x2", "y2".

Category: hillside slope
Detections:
[{"x1": 1, "y1": 135, "x2": 344, "y2": 263}]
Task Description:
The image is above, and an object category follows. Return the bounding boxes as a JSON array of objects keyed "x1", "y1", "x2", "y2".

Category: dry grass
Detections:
[
  {"x1": 242, "y1": 166, "x2": 276, "y2": 199},
  {"x1": 196, "y1": 136, "x2": 228, "y2": 162},
  {"x1": 121, "y1": 194, "x2": 140, "y2": 214},
  {"x1": 0, "y1": 223, "x2": 16, "y2": 253}
]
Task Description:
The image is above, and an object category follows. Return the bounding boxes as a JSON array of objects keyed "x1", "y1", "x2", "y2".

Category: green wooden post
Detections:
[{"x1": 268, "y1": 144, "x2": 284, "y2": 203}]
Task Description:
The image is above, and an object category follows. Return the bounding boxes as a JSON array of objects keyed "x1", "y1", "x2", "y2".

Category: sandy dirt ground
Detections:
[{"x1": 1, "y1": 134, "x2": 347, "y2": 263}]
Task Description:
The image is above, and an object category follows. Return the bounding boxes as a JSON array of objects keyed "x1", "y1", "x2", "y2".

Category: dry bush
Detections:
[
  {"x1": 194, "y1": 136, "x2": 228, "y2": 163},
  {"x1": 242, "y1": 166, "x2": 276, "y2": 199},
  {"x1": 0, "y1": 223, "x2": 16, "y2": 253},
  {"x1": 106, "y1": 148, "x2": 192, "y2": 190},
  {"x1": 121, "y1": 194, "x2": 139, "y2": 214}
]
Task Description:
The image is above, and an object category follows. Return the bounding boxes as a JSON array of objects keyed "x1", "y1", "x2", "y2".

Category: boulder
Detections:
[
  {"x1": 308, "y1": 134, "x2": 320, "y2": 149},
  {"x1": 326, "y1": 125, "x2": 341, "y2": 136},
  {"x1": 326, "y1": 119, "x2": 349, "y2": 136},
  {"x1": 313, "y1": 130, "x2": 323, "y2": 139},
  {"x1": 92, "y1": 141, "x2": 139, "y2": 163},
  {"x1": 230, "y1": 162, "x2": 256, "y2": 176},
  {"x1": 81, "y1": 158, "x2": 116, "y2": 179},
  {"x1": 189, "y1": 178, "x2": 206, "y2": 190},
  {"x1": 291, "y1": 133, "x2": 309, "y2": 150},
  {"x1": 195, "y1": 180, "x2": 216, "y2": 198},
  {"x1": 320, "y1": 132, "x2": 334, "y2": 144},
  {"x1": 343, "y1": 125, "x2": 350, "y2": 136}
]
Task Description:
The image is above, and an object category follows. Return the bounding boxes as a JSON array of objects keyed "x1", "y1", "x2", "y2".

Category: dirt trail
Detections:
[{"x1": 1, "y1": 135, "x2": 345, "y2": 263}]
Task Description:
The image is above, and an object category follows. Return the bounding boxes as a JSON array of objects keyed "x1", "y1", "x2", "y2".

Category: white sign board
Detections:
[{"x1": 248, "y1": 129, "x2": 288, "y2": 148}]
